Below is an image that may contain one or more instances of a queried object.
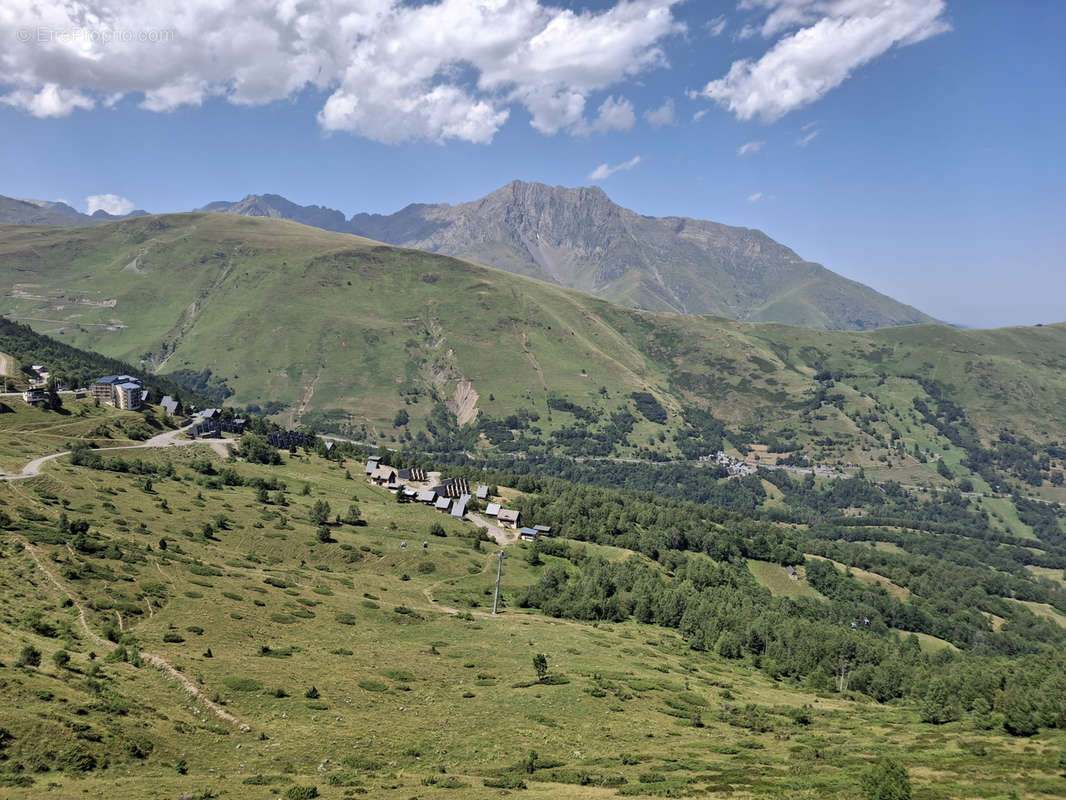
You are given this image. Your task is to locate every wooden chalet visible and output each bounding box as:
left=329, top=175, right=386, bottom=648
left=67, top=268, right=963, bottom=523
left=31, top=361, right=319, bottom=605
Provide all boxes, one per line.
left=370, top=465, right=398, bottom=486
left=428, top=477, right=470, bottom=499
left=484, top=502, right=501, bottom=517
left=518, top=527, right=539, bottom=541
left=497, top=509, right=520, bottom=528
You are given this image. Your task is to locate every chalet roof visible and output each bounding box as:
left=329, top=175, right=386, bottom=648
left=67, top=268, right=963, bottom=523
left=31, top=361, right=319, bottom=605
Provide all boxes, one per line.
left=370, top=465, right=397, bottom=481
left=403, top=488, right=418, bottom=498
left=475, top=485, right=489, bottom=499
left=533, top=524, right=552, bottom=533
left=519, top=527, right=538, bottom=537
left=364, top=460, right=378, bottom=475
left=324, top=441, right=335, bottom=451
left=160, top=396, right=179, bottom=414
left=497, top=509, right=520, bottom=524
left=417, top=489, right=437, bottom=503
left=451, top=494, right=470, bottom=518
left=434, top=496, right=452, bottom=510
left=484, top=502, right=501, bottom=516
left=786, top=565, right=797, bottom=576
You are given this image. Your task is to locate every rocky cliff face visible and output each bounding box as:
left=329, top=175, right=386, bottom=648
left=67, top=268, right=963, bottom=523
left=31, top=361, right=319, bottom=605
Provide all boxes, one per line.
left=347, top=181, right=934, bottom=329
left=194, top=181, right=936, bottom=329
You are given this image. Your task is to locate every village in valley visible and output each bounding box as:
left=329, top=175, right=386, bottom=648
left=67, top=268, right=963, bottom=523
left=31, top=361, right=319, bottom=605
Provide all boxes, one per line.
left=10, top=360, right=556, bottom=549
left=366, top=456, right=551, bottom=545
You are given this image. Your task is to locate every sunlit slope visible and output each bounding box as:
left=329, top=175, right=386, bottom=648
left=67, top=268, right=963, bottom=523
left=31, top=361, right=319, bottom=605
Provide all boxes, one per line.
left=1, top=214, right=1065, bottom=452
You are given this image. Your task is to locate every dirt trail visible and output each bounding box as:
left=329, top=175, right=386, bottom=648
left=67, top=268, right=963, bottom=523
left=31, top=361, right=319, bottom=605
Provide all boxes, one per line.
left=14, top=536, right=249, bottom=731
left=1, top=422, right=198, bottom=481
left=519, top=332, right=546, bottom=389
left=467, top=512, right=514, bottom=547
left=292, top=367, right=322, bottom=426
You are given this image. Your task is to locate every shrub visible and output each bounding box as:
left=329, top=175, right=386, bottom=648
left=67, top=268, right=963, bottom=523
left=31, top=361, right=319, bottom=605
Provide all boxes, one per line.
left=861, top=757, right=911, bottom=800
left=16, top=645, right=41, bottom=668
left=284, top=786, right=319, bottom=800
left=417, top=561, right=436, bottom=574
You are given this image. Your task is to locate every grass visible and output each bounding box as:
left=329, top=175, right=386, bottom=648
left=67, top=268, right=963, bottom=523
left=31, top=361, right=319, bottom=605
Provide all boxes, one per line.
left=0, top=398, right=150, bottom=472
left=0, top=441, right=1062, bottom=797
left=1, top=214, right=1066, bottom=468
left=746, top=559, right=825, bottom=600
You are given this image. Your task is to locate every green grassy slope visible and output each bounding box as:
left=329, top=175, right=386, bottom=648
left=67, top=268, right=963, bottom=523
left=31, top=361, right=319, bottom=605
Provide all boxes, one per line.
left=2, top=440, right=1064, bottom=799
left=1, top=214, right=1065, bottom=486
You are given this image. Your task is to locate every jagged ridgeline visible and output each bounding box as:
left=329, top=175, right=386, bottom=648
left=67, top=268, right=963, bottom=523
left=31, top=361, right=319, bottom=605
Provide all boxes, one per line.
left=0, top=213, right=1065, bottom=478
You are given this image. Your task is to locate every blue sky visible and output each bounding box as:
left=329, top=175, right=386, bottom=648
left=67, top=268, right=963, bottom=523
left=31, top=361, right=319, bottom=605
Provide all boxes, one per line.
left=1, top=0, right=1063, bottom=328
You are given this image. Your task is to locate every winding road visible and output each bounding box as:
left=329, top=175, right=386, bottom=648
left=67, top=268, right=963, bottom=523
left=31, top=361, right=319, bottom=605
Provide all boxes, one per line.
left=0, top=422, right=231, bottom=480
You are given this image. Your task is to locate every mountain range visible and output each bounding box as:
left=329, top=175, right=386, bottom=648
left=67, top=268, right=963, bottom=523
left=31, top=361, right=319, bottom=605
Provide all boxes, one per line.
left=0, top=195, right=148, bottom=226
left=0, top=182, right=934, bottom=331
left=0, top=212, right=1063, bottom=482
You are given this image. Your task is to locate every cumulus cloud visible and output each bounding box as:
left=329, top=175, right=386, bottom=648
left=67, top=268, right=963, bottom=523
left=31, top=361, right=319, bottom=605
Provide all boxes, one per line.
left=737, top=140, right=764, bottom=156
left=86, top=194, right=135, bottom=215
left=0, top=0, right=683, bottom=144
left=701, top=0, right=950, bottom=122
left=588, top=155, right=642, bottom=181
left=573, top=95, right=636, bottom=136
left=644, top=97, right=675, bottom=127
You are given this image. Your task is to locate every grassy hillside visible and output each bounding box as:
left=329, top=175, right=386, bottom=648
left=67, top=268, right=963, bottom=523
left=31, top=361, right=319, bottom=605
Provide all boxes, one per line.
left=1, top=214, right=1065, bottom=497
left=2, top=431, right=1065, bottom=798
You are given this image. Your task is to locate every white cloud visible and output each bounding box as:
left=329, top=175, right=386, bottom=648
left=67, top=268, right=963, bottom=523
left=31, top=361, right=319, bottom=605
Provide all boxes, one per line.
left=747, top=191, right=764, bottom=203
left=706, top=15, right=727, bottom=36
left=86, top=194, right=135, bottom=215
left=1, top=84, right=94, bottom=117
left=701, top=0, right=950, bottom=122
left=0, top=0, right=684, bottom=144
left=644, top=97, right=675, bottom=127
left=573, top=95, right=636, bottom=136
left=795, top=129, right=819, bottom=147
left=588, top=155, right=642, bottom=181
left=737, top=140, right=765, bottom=156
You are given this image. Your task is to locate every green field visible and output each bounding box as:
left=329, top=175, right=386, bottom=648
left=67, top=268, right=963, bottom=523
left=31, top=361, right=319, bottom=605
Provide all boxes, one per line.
left=0, top=398, right=157, bottom=473
left=2, top=437, right=1065, bottom=799
left=2, top=214, right=1066, bottom=480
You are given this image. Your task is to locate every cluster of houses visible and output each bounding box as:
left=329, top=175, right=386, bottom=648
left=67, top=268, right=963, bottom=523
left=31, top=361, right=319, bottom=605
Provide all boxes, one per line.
left=364, top=456, right=552, bottom=540
left=187, top=407, right=249, bottom=439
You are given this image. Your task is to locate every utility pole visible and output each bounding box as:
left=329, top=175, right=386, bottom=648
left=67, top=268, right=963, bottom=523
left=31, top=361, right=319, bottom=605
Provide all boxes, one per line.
left=492, top=550, right=505, bottom=615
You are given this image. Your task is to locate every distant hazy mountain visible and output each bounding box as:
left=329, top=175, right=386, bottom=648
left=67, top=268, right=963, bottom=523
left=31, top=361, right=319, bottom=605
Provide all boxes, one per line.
left=204, top=182, right=936, bottom=330
left=200, top=193, right=350, bottom=233
left=0, top=195, right=147, bottom=226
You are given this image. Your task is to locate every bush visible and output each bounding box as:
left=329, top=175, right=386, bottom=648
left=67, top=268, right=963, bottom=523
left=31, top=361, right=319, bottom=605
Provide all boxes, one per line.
left=861, top=757, right=911, bottom=800
left=284, top=786, right=319, bottom=800
left=16, top=645, right=41, bottom=668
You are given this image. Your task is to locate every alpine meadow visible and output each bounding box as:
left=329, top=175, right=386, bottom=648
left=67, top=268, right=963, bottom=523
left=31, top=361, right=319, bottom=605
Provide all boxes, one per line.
left=2, top=1, right=1066, bottom=798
